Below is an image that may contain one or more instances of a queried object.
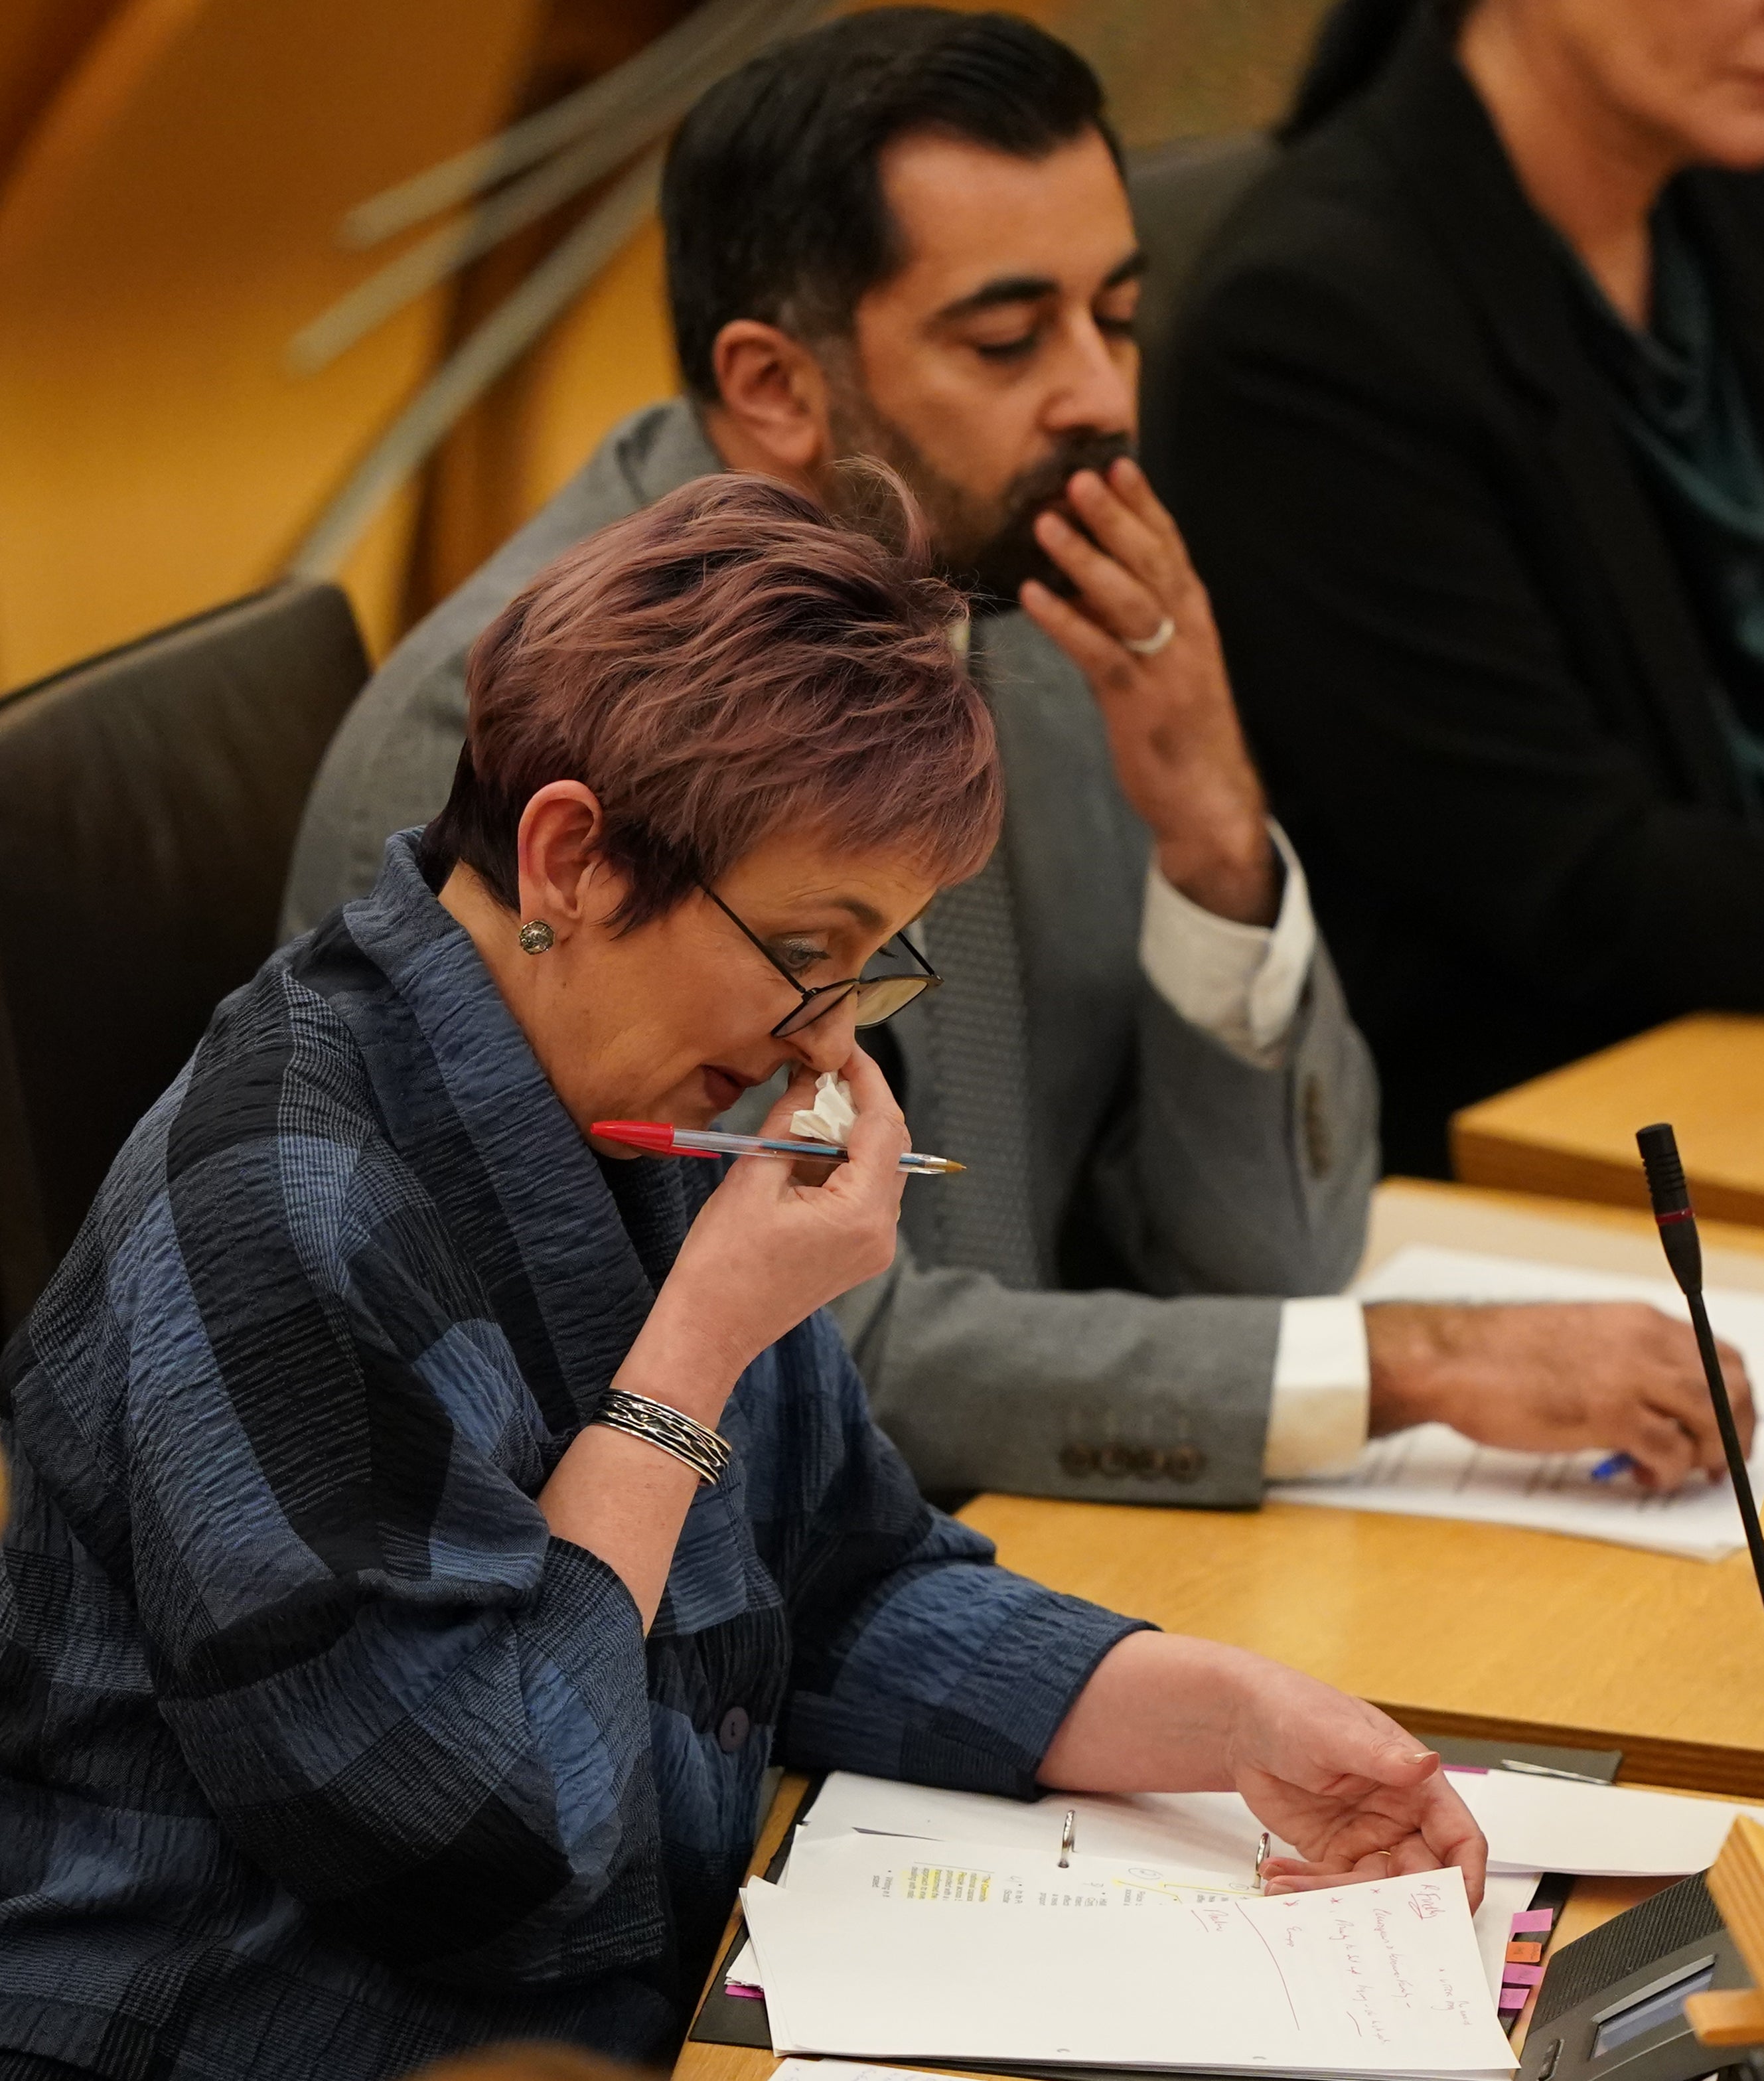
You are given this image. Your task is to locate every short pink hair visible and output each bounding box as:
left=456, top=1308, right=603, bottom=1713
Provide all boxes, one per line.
left=422, top=472, right=1001, bottom=927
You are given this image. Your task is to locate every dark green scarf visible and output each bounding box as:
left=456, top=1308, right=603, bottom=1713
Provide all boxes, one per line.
left=1561, top=193, right=1764, bottom=812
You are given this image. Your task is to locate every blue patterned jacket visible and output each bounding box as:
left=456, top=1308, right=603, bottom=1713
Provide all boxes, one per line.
left=0, top=834, right=1138, bottom=2081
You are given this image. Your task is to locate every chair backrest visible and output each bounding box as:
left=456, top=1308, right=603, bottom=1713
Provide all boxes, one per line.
left=1128, top=132, right=1278, bottom=495
left=0, top=581, right=368, bottom=1336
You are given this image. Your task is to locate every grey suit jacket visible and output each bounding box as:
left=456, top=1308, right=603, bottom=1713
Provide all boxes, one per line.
left=283, top=400, right=1381, bottom=1507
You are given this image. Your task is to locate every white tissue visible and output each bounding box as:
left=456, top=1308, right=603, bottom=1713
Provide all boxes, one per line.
left=789, top=1073, right=857, bottom=1146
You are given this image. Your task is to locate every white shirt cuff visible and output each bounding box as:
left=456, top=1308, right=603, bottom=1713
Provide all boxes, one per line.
left=1138, top=822, right=1318, bottom=1066
left=1263, top=1297, right=1370, bottom=1480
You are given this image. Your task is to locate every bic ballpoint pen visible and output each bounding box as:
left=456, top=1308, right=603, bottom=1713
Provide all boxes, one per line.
left=591, top=1119, right=964, bottom=1175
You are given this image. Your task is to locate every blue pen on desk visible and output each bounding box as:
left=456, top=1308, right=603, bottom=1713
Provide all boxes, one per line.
left=1591, top=1452, right=1635, bottom=1482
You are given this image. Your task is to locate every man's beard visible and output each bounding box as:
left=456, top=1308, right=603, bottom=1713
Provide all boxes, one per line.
left=823, top=381, right=1134, bottom=608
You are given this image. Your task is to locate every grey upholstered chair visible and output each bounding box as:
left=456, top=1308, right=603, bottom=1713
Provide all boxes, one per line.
left=0, top=582, right=368, bottom=1336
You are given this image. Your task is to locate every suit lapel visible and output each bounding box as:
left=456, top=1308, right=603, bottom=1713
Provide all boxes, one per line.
left=1362, top=11, right=1741, bottom=810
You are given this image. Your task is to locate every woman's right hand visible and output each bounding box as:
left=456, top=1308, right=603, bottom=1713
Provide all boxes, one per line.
left=642, top=1044, right=909, bottom=1416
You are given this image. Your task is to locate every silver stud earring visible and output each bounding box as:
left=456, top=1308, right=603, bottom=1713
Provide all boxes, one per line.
left=518, top=919, right=555, bottom=955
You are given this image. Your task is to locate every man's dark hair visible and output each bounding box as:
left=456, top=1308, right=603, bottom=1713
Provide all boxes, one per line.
left=663, top=8, right=1118, bottom=402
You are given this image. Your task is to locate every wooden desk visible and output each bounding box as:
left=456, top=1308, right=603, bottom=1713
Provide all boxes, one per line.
left=963, top=1182, right=1764, bottom=1795
left=964, top=1488, right=1764, bottom=1794
left=1451, top=1014, right=1764, bottom=1225
left=1362, top=1175, right=1764, bottom=1290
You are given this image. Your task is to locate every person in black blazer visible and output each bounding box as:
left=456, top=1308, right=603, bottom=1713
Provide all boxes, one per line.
left=1159, top=0, right=1764, bottom=1175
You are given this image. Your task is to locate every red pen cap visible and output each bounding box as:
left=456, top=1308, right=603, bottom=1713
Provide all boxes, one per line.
left=590, top=1120, right=676, bottom=1154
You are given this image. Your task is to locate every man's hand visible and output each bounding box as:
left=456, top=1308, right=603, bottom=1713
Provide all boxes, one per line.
left=1367, top=1301, right=1755, bottom=1492
left=1019, top=456, right=1278, bottom=925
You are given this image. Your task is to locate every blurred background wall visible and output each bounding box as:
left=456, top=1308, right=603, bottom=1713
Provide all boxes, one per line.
left=0, top=0, right=1327, bottom=695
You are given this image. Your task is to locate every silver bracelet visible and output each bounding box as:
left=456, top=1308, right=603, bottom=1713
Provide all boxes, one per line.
left=592, top=1388, right=731, bottom=1486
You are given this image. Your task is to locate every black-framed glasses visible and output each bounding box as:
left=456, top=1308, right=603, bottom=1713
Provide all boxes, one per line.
left=701, top=884, right=942, bottom=1038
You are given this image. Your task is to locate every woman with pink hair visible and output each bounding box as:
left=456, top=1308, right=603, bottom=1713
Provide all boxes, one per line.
left=0, top=474, right=1480, bottom=2081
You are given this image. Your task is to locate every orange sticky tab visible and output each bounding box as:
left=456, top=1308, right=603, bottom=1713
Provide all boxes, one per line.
left=1505, top=1940, right=1544, bottom=1964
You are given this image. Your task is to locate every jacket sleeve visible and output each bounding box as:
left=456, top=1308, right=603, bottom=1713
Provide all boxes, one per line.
left=126, top=1161, right=665, bottom=1990
left=1085, top=946, right=1377, bottom=1309
left=1163, top=241, right=1764, bottom=1031
left=834, top=949, right=1376, bottom=1508
left=750, top=1314, right=1148, bottom=1789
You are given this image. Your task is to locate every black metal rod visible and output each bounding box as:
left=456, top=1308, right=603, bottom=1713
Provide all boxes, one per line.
left=1637, top=1122, right=1764, bottom=1616
left=1687, top=1288, right=1764, bottom=1610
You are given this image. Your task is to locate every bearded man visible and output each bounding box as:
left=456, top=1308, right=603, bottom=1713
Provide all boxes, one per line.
left=283, top=7, right=1750, bottom=1504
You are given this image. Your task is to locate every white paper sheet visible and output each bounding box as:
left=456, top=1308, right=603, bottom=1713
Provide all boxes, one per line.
left=792, top=1767, right=1747, bottom=1890
left=787, top=1829, right=1256, bottom=1908
left=1268, top=1245, right=1764, bottom=1559
left=1447, top=1768, right=1764, bottom=1878
left=796, top=1770, right=1278, bottom=1885
left=731, top=1832, right=1541, bottom=2006
left=743, top=1861, right=1516, bottom=2072
left=773, top=2064, right=944, bottom=2081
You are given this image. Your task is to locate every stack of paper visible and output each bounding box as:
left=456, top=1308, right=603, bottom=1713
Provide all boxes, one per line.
left=1271, top=1246, right=1764, bottom=1559
left=727, top=1772, right=1582, bottom=2070
left=743, top=1853, right=1516, bottom=2072
left=728, top=1770, right=1763, bottom=2013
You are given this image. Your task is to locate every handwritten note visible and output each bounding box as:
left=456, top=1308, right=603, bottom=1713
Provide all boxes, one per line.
left=743, top=1861, right=1517, bottom=2072
left=1254, top=1877, right=1494, bottom=2054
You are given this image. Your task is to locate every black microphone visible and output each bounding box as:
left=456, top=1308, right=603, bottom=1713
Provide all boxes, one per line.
left=1637, top=1122, right=1764, bottom=1614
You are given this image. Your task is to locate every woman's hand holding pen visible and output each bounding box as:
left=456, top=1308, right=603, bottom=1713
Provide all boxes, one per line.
left=545, top=1045, right=906, bottom=1627
left=646, top=1044, right=909, bottom=1400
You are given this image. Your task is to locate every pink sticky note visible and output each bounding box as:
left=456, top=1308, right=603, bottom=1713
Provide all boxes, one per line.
left=1498, top=1989, right=1529, bottom=2012
left=1511, top=1909, right=1556, bottom=1933
left=1443, top=1763, right=1491, bottom=1775
left=725, top=1984, right=765, bottom=2002
left=1503, top=1964, right=1546, bottom=1987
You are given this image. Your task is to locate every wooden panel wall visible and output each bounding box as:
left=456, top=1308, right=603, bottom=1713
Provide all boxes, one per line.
left=0, top=0, right=1331, bottom=690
